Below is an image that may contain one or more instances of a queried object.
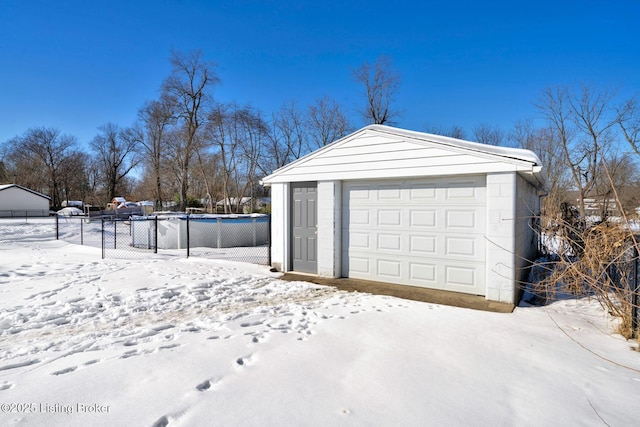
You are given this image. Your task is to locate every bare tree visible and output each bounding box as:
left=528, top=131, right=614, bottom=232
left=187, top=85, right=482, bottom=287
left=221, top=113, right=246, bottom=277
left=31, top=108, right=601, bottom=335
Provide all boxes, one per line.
left=6, top=127, right=78, bottom=208
left=424, top=124, right=466, bottom=140
left=162, top=50, right=219, bottom=211
left=352, top=55, right=401, bottom=125
left=473, top=123, right=505, bottom=146
left=571, top=85, right=619, bottom=218
left=535, top=86, right=618, bottom=220
left=90, top=123, right=142, bottom=202
left=207, top=103, right=267, bottom=213
left=306, top=96, right=352, bottom=151
left=593, top=154, right=639, bottom=218
left=510, top=120, right=568, bottom=204
left=263, top=101, right=306, bottom=173
left=58, top=150, right=91, bottom=206
left=617, top=97, right=640, bottom=155
left=139, top=95, right=176, bottom=210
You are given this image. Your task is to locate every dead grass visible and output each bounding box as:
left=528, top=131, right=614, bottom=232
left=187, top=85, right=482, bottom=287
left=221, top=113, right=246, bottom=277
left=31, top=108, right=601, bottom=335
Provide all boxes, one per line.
left=532, top=218, right=640, bottom=340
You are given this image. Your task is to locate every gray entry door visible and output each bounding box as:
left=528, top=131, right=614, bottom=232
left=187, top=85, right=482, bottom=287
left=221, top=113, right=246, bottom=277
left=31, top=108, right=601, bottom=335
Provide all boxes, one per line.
left=291, top=182, right=317, bottom=273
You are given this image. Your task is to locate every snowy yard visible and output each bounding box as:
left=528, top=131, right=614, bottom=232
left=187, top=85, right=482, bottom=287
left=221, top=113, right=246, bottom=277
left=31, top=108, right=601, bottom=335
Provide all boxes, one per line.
left=0, top=219, right=639, bottom=426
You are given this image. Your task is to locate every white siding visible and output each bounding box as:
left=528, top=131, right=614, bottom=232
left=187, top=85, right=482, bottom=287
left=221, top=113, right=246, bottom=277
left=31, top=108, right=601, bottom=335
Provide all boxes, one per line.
left=268, top=183, right=288, bottom=272
left=317, top=181, right=342, bottom=278
left=264, top=130, right=536, bottom=184
left=485, top=172, right=517, bottom=303
left=0, top=186, right=50, bottom=214
left=514, top=174, right=541, bottom=298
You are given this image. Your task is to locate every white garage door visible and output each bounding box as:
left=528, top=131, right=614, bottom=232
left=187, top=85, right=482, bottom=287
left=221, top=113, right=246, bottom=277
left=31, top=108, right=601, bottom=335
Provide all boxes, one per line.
left=342, top=176, right=486, bottom=295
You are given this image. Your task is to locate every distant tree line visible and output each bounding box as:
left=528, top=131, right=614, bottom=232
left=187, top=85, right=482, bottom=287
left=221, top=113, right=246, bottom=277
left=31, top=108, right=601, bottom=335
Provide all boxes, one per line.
left=0, top=50, right=359, bottom=212
left=427, top=86, right=640, bottom=221
left=1, top=50, right=638, bottom=219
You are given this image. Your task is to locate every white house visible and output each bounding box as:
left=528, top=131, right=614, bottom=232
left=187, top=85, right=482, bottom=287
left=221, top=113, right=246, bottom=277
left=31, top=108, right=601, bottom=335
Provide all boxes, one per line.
left=0, top=184, right=51, bottom=217
left=261, top=125, right=546, bottom=304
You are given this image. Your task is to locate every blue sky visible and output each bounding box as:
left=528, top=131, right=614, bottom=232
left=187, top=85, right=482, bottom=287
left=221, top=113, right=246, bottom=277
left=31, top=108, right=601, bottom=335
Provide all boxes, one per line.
left=1, top=0, right=638, bottom=147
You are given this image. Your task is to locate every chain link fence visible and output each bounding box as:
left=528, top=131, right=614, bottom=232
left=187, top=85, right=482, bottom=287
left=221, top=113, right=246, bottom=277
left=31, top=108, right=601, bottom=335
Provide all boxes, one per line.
left=53, top=214, right=271, bottom=265
left=0, top=209, right=51, bottom=218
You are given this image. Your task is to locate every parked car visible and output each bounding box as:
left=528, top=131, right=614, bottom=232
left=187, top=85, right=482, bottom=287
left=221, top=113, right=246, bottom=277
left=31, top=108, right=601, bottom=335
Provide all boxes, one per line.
left=57, top=207, right=84, bottom=216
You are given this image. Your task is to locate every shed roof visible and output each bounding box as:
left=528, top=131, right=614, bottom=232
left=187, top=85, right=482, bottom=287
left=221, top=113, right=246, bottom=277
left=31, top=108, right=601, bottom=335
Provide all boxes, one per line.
left=0, top=184, right=51, bottom=200
left=261, top=125, right=546, bottom=187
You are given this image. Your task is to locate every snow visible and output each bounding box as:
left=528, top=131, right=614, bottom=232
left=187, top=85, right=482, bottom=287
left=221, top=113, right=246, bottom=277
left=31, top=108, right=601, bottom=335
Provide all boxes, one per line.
left=1, top=218, right=639, bottom=426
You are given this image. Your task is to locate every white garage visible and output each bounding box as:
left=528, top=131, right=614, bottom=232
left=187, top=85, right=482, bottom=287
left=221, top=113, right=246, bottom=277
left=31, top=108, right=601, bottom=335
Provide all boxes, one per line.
left=0, top=184, right=51, bottom=217
left=261, top=125, right=546, bottom=304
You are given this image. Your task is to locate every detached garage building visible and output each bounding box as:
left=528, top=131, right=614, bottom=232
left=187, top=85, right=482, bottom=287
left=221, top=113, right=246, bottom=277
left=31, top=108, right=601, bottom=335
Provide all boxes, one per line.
left=261, top=125, right=546, bottom=304
left=0, top=184, right=51, bottom=217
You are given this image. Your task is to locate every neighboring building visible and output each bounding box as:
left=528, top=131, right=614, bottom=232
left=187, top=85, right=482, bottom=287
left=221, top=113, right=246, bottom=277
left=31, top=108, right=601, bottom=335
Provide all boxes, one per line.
left=261, top=125, right=546, bottom=305
left=582, top=198, right=620, bottom=218
left=0, top=184, right=51, bottom=217
left=106, top=197, right=127, bottom=210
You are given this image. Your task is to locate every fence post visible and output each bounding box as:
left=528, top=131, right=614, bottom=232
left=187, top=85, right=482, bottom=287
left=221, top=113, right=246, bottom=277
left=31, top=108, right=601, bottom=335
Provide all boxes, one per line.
left=114, top=220, right=117, bottom=249
left=55, top=214, right=59, bottom=240
left=268, top=214, right=272, bottom=266
left=186, top=215, right=190, bottom=258
left=217, top=217, right=222, bottom=249
left=154, top=216, right=158, bottom=254
left=80, top=217, right=84, bottom=246
left=633, top=245, right=639, bottom=338
left=101, top=218, right=105, bottom=259
left=252, top=217, right=257, bottom=247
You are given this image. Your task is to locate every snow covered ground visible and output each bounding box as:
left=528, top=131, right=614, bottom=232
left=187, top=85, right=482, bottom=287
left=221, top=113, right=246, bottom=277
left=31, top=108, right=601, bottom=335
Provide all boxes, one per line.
left=0, top=218, right=639, bottom=426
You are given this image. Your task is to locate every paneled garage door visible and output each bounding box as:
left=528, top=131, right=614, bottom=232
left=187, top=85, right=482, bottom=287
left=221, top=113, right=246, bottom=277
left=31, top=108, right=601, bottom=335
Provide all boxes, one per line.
left=342, top=176, right=486, bottom=295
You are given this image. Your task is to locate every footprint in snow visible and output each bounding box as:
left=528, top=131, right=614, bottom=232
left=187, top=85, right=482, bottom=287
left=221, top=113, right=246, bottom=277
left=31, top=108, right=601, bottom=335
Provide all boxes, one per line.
left=152, top=415, right=170, bottom=427
left=196, top=379, right=215, bottom=392
left=235, top=354, right=254, bottom=367
left=207, top=334, right=233, bottom=340
left=0, top=381, right=15, bottom=391
left=51, top=366, right=77, bottom=376
left=158, top=344, right=181, bottom=351
left=120, top=349, right=139, bottom=359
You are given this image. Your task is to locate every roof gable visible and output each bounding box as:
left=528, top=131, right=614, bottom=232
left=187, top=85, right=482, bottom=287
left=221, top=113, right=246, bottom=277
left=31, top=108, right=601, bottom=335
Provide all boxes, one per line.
left=0, top=184, right=51, bottom=200
left=262, top=125, right=544, bottom=186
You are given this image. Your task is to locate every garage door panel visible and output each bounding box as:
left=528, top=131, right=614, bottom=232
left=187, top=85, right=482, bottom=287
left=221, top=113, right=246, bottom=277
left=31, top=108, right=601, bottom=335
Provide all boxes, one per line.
left=446, top=182, right=480, bottom=200
left=378, top=186, right=402, bottom=199
left=445, top=265, right=477, bottom=288
left=378, top=210, right=402, bottom=226
left=350, top=186, right=371, bottom=199
left=350, top=232, right=370, bottom=248
left=409, top=235, right=437, bottom=254
left=445, top=209, right=480, bottom=230
left=343, top=176, right=486, bottom=296
left=349, top=256, right=370, bottom=274
left=410, top=210, right=437, bottom=227
left=377, top=234, right=402, bottom=251
left=409, top=262, right=437, bottom=283
left=349, top=209, right=371, bottom=225
left=445, top=237, right=478, bottom=257
left=378, top=259, right=401, bottom=278
left=409, top=184, right=436, bottom=199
